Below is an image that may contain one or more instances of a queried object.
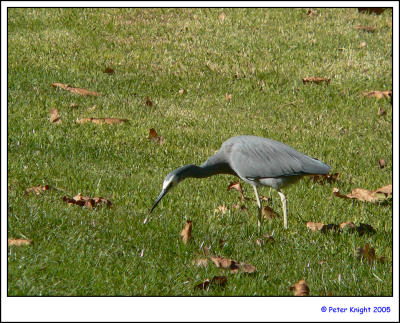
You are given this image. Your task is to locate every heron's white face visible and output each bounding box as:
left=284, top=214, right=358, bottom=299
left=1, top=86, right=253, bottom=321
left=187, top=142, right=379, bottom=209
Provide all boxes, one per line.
left=162, top=174, right=179, bottom=191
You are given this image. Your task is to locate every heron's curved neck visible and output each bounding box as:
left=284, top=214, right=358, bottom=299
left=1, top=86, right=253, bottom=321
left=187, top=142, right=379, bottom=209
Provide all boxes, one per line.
left=182, top=162, right=234, bottom=179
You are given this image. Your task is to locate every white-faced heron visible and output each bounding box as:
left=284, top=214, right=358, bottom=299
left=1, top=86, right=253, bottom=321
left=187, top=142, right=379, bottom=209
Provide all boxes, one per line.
left=148, top=135, right=330, bottom=229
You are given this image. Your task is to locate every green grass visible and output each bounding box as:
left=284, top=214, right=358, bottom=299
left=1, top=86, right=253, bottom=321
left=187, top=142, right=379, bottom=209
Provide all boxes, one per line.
left=7, top=8, right=392, bottom=296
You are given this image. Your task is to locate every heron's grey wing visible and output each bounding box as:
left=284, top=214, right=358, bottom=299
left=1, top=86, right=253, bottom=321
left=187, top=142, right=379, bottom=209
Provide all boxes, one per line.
left=228, top=137, right=330, bottom=180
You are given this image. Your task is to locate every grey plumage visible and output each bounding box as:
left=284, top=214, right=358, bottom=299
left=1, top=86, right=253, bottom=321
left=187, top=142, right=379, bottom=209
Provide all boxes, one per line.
left=147, top=135, right=330, bottom=229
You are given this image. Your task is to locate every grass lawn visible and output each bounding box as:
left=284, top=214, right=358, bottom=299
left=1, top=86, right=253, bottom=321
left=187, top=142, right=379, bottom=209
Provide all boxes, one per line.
left=7, top=8, right=393, bottom=296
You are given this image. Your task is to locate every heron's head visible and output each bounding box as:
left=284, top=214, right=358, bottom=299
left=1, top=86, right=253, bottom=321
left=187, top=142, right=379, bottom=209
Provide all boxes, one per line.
left=149, top=165, right=195, bottom=214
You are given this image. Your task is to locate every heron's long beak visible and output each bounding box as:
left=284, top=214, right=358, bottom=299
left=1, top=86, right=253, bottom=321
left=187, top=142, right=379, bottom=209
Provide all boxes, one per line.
left=149, top=188, right=168, bottom=214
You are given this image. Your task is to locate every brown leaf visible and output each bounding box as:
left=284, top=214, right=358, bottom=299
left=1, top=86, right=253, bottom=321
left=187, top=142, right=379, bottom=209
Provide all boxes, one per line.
left=302, top=77, right=330, bottom=84
left=51, top=83, right=102, bottom=96
left=180, top=220, right=192, bottom=244
left=306, top=9, right=316, bottom=17
left=145, top=96, right=153, bottom=107
left=362, top=90, right=392, bottom=99
left=375, top=184, right=392, bottom=195
left=378, top=107, right=387, bottom=116
left=262, top=205, right=280, bottom=220
left=356, top=223, right=376, bottom=236
left=339, top=221, right=356, bottom=230
left=378, top=159, right=386, bottom=169
left=333, top=185, right=392, bottom=203
left=358, top=8, right=386, bottom=15
left=290, top=280, right=310, bottom=296
left=148, top=128, right=165, bottom=145
left=25, top=185, right=50, bottom=195
left=195, top=276, right=227, bottom=290
left=256, top=234, right=275, bottom=246
left=76, top=118, right=128, bottom=125
left=311, top=173, right=339, bottom=184
left=306, top=222, right=321, bottom=231
left=225, top=93, right=232, bottom=102
left=227, top=181, right=244, bottom=201
left=211, top=256, right=235, bottom=269
left=63, top=193, right=112, bottom=208
left=354, top=25, right=376, bottom=32
left=214, top=205, right=228, bottom=214
left=103, top=67, right=115, bottom=74
left=178, top=89, right=186, bottom=95
left=359, top=41, right=367, bottom=48
left=355, top=243, right=384, bottom=264
left=8, top=238, right=33, bottom=246
left=218, top=12, right=226, bottom=21
left=320, top=223, right=340, bottom=233
left=70, top=103, right=78, bottom=109
left=195, top=279, right=210, bottom=290
left=211, top=275, right=228, bottom=286
left=49, top=109, right=61, bottom=124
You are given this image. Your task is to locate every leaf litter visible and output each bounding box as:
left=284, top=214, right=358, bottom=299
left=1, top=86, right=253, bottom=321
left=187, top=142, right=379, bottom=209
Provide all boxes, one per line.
left=333, top=184, right=392, bottom=203
left=63, top=192, right=112, bottom=208
left=51, top=83, right=102, bottom=96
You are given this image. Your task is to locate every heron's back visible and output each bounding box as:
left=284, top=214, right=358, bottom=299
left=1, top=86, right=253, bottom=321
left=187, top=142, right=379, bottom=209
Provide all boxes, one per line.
left=221, top=136, right=331, bottom=180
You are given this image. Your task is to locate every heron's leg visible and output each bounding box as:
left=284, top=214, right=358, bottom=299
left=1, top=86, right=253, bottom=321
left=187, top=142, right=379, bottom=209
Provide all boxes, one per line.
left=252, top=185, right=262, bottom=228
left=277, top=190, right=288, bottom=229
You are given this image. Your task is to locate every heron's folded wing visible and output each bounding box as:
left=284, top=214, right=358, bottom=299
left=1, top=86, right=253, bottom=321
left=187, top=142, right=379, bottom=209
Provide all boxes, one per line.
left=229, top=139, right=330, bottom=179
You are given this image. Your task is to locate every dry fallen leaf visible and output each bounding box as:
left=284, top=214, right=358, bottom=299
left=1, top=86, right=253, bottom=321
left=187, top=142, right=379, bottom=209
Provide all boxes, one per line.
left=181, top=220, right=192, bottom=244
left=256, top=234, right=275, bottom=246
left=311, top=173, right=339, bottom=184
left=195, top=276, right=227, bottom=290
left=290, top=280, right=310, bottom=296
left=362, top=90, right=392, bottom=99
left=306, top=222, right=339, bottom=233
left=70, top=103, right=78, bottom=109
left=145, top=96, right=153, bottom=107
left=25, top=185, right=50, bottom=195
left=227, top=181, right=245, bottom=201
left=306, top=9, right=316, bottom=17
left=211, top=275, right=228, bottom=286
left=378, top=107, right=387, bottom=116
left=178, top=89, right=186, bottom=95
left=214, top=205, right=228, bottom=214
left=211, top=256, right=236, bottom=269
left=225, top=93, right=232, bottom=102
left=354, top=25, right=376, bottom=32
left=51, top=83, right=102, bottom=96
left=8, top=238, right=33, bottom=246
left=306, top=221, right=324, bottom=232
left=218, top=12, right=226, bottom=21
left=359, top=41, right=367, bottom=48
left=210, top=256, right=256, bottom=274
left=358, top=8, right=386, bottom=15
left=356, top=223, right=376, bottom=236
left=339, top=221, right=357, bottom=230
left=302, top=77, right=330, bottom=84
left=333, top=185, right=392, bottom=203
left=63, top=193, right=112, bottom=208
left=103, top=67, right=115, bottom=74
left=262, top=205, right=280, bottom=220
left=49, top=109, right=61, bottom=124
left=355, top=243, right=385, bottom=264
left=148, top=128, right=165, bottom=145
left=378, top=159, right=386, bottom=169
left=77, top=117, right=128, bottom=125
